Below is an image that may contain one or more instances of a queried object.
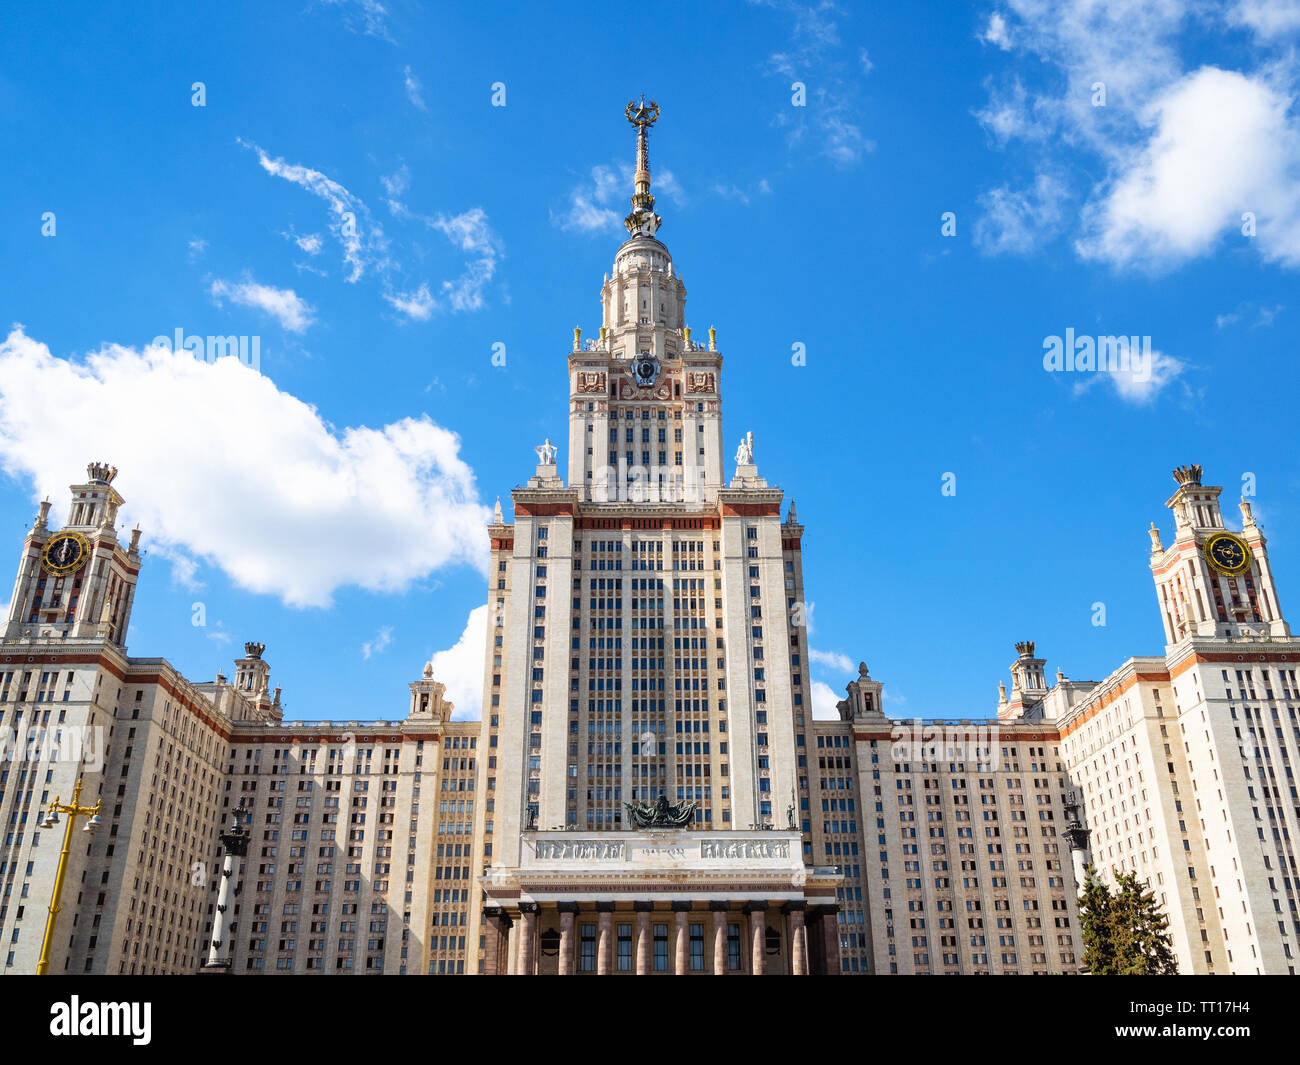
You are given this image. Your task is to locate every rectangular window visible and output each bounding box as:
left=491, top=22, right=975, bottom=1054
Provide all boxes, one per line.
left=653, top=924, right=669, bottom=972
left=617, top=923, right=633, bottom=971
left=689, top=922, right=705, bottom=971
left=727, top=924, right=742, bottom=971
left=579, top=925, right=597, bottom=972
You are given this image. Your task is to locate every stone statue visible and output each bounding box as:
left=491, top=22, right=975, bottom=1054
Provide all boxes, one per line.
left=535, top=438, right=558, bottom=466
left=734, top=431, right=754, bottom=466
left=623, top=793, right=697, bottom=828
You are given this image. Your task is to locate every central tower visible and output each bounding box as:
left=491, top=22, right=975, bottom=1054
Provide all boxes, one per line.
left=477, top=103, right=836, bottom=974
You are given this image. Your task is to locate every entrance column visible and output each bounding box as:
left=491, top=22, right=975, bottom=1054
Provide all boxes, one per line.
left=672, top=902, right=691, bottom=975
left=596, top=902, right=615, bottom=975
left=813, top=904, right=841, bottom=975
left=784, top=901, right=809, bottom=975
left=634, top=901, right=653, bottom=974
left=517, top=902, right=539, bottom=975
left=482, top=906, right=504, bottom=975
left=710, top=902, right=729, bottom=974
left=557, top=902, right=578, bottom=975
left=744, top=901, right=767, bottom=975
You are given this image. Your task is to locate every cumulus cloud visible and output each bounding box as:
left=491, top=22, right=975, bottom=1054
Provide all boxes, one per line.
left=428, top=604, right=488, bottom=720
left=0, top=328, right=491, bottom=608
left=1228, top=0, right=1300, bottom=38
left=1076, top=67, right=1300, bottom=270
left=811, top=680, right=842, bottom=720
left=209, top=277, right=315, bottom=333
left=809, top=648, right=855, bottom=674
left=973, top=2, right=1300, bottom=271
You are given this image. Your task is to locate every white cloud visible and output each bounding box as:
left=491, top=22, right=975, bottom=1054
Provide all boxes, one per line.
left=384, top=283, right=436, bottom=321
left=241, top=139, right=388, bottom=283
left=361, top=625, right=393, bottom=659
left=756, top=0, right=874, bottom=166
left=811, top=680, right=842, bottom=720
left=974, top=78, right=1050, bottom=144
left=979, top=11, right=1013, bottom=49
left=555, top=194, right=620, bottom=233
left=295, top=233, right=323, bottom=254
left=381, top=165, right=410, bottom=217
left=1076, top=67, right=1300, bottom=271
left=974, top=174, right=1068, bottom=254
left=0, top=328, right=491, bottom=608
left=1228, top=0, right=1300, bottom=38
left=430, top=208, right=501, bottom=311
left=555, top=162, right=685, bottom=234
left=187, top=238, right=207, bottom=261
left=403, top=65, right=427, bottom=111
left=809, top=648, right=855, bottom=674
left=1070, top=347, right=1188, bottom=405
left=318, top=0, right=393, bottom=42
left=973, top=3, right=1300, bottom=270
left=429, top=604, right=488, bottom=720
left=209, top=277, right=315, bottom=333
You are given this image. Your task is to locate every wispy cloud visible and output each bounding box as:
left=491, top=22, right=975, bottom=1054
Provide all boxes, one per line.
left=753, top=0, right=875, bottom=167
left=240, top=138, right=389, bottom=283
left=361, top=625, right=393, bottom=659
left=209, top=276, right=315, bottom=333
left=974, top=173, right=1069, bottom=255
left=384, top=282, right=436, bottom=321
left=403, top=65, right=427, bottom=110
left=554, top=163, right=684, bottom=234
left=317, top=0, right=393, bottom=43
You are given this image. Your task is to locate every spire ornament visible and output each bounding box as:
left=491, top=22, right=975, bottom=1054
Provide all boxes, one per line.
left=624, top=96, right=662, bottom=238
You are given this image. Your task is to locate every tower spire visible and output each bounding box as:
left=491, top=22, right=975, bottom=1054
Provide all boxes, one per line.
left=624, top=96, right=662, bottom=238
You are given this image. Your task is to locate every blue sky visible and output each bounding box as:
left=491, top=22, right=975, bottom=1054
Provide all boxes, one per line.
left=2, top=0, right=1299, bottom=723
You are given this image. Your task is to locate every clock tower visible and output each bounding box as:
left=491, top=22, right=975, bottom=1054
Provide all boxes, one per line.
left=2, top=461, right=142, bottom=646
left=566, top=96, right=725, bottom=507
left=1149, top=463, right=1289, bottom=645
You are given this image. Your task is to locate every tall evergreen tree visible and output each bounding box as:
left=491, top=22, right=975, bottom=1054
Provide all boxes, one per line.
left=1078, top=866, right=1178, bottom=975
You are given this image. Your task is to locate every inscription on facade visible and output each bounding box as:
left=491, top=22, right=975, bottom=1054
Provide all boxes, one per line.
left=534, top=839, right=625, bottom=860
left=700, top=840, right=790, bottom=860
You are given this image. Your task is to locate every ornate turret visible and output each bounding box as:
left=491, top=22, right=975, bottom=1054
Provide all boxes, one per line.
left=244, top=641, right=265, bottom=659
left=87, top=461, right=119, bottom=485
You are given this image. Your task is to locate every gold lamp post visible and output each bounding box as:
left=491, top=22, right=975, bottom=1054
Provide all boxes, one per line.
left=36, top=777, right=101, bottom=975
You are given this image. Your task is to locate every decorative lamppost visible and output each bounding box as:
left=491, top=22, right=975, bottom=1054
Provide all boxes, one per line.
left=202, top=803, right=250, bottom=972
left=36, top=777, right=102, bottom=975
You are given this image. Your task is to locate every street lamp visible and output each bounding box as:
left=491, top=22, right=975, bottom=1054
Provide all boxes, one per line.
left=36, top=776, right=101, bottom=975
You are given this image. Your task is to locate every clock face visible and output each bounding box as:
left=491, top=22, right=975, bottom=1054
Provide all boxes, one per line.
left=633, top=354, right=658, bottom=388
left=42, top=530, right=90, bottom=576
left=1204, top=532, right=1251, bottom=576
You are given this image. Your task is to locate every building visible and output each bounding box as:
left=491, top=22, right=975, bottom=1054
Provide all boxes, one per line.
left=2, top=105, right=1297, bottom=976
